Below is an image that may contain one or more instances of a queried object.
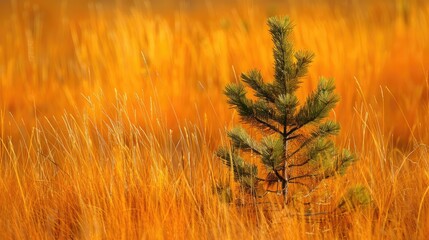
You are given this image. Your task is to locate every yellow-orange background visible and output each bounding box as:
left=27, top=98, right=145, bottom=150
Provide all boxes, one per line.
left=1, top=0, right=429, bottom=239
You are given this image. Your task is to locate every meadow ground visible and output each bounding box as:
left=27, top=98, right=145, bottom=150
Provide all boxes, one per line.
left=1, top=0, right=429, bottom=239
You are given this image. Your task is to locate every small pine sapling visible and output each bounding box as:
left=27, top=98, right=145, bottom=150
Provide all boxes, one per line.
left=216, top=16, right=355, bottom=207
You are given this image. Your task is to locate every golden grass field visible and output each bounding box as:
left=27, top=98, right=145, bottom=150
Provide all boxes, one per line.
left=1, top=0, right=429, bottom=239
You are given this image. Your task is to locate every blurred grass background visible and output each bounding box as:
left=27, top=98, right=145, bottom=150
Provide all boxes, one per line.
left=1, top=0, right=429, bottom=239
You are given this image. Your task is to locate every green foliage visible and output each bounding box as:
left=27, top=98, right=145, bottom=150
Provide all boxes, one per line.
left=260, top=135, right=285, bottom=170
left=216, top=147, right=259, bottom=192
left=214, top=182, right=233, bottom=203
left=216, top=16, right=357, bottom=206
left=296, top=78, right=339, bottom=127
left=338, top=185, right=372, bottom=210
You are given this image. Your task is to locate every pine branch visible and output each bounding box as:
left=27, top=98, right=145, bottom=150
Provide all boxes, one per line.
left=312, top=121, right=340, bottom=137
left=268, top=17, right=294, bottom=93
left=289, top=174, right=319, bottom=181
left=285, top=126, right=300, bottom=137
left=261, top=136, right=284, bottom=170
left=286, top=134, right=301, bottom=141
left=275, top=93, right=299, bottom=127
left=296, top=78, right=339, bottom=127
left=241, top=70, right=278, bottom=103
left=227, top=127, right=263, bottom=155
left=286, top=122, right=338, bottom=162
left=334, top=149, right=355, bottom=175
left=224, top=83, right=253, bottom=117
left=274, top=169, right=287, bottom=183
left=216, top=147, right=259, bottom=191
left=253, top=99, right=279, bottom=125
left=255, top=177, right=278, bottom=182
left=286, top=136, right=315, bottom=160
left=288, top=181, right=311, bottom=189
left=251, top=116, right=283, bottom=135
left=288, top=158, right=312, bottom=168
left=293, top=50, right=314, bottom=79
left=224, top=83, right=283, bottom=134
left=288, top=137, right=335, bottom=166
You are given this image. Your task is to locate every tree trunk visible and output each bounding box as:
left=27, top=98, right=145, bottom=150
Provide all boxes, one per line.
left=283, top=127, right=289, bottom=207
left=282, top=137, right=288, bottom=207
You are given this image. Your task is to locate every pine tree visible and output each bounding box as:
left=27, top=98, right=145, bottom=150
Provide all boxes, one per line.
left=216, top=16, right=355, bottom=206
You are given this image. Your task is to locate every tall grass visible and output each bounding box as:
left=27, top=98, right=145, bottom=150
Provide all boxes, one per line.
left=1, top=0, right=429, bottom=239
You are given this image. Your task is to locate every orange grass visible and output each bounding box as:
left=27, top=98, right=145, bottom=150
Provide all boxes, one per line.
left=1, top=0, right=429, bottom=239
